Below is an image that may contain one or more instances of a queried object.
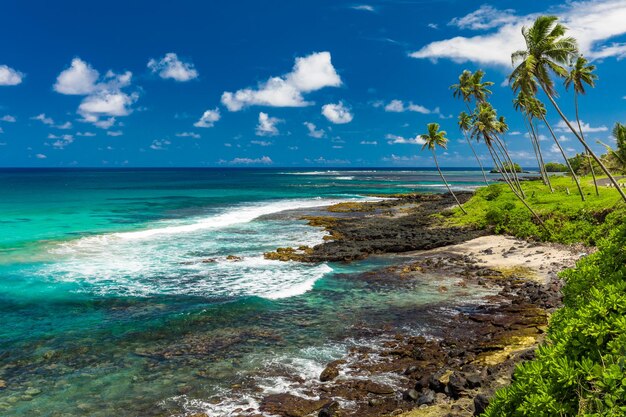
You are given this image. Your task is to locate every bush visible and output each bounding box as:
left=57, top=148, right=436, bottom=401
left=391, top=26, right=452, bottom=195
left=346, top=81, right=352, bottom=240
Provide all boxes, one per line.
left=483, top=224, right=626, bottom=416
left=544, top=162, right=568, bottom=172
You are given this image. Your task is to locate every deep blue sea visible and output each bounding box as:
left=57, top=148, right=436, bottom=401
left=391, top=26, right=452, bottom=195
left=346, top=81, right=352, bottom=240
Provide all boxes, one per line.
left=0, top=168, right=494, bottom=416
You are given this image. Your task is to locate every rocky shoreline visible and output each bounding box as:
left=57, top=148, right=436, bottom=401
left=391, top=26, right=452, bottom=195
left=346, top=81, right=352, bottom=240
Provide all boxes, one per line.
left=247, top=194, right=586, bottom=417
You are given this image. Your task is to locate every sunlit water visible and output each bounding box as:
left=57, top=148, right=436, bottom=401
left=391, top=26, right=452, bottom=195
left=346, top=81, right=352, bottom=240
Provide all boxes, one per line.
left=0, top=168, right=498, bottom=416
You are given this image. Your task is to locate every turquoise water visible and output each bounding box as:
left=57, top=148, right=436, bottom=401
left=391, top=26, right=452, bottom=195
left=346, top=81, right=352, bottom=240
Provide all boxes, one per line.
left=0, top=168, right=491, bottom=416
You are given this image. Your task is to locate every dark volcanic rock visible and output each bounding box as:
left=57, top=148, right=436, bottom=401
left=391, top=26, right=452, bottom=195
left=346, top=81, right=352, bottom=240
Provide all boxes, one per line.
left=417, top=388, right=436, bottom=405
left=320, top=360, right=345, bottom=382
left=474, top=394, right=490, bottom=416
left=318, top=401, right=340, bottom=417
left=260, top=394, right=330, bottom=417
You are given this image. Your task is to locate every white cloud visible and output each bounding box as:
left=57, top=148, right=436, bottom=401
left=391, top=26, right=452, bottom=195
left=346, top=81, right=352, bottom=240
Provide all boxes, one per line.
left=0, top=65, right=24, bottom=86
left=322, top=102, right=353, bottom=124
left=56, top=121, right=72, bottom=130
left=351, top=5, right=375, bottom=12
left=194, top=108, right=221, bottom=128
left=35, top=153, right=47, bottom=159
left=449, top=5, right=517, bottom=30
left=221, top=52, right=341, bottom=111
left=54, top=58, right=137, bottom=128
left=386, top=133, right=426, bottom=145
left=303, top=121, right=325, bottom=138
left=555, top=119, right=608, bottom=133
left=383, top=99, right=436, bottom=114
left=251, top=140, right=272, bottom=146
left=428, top=23, right=439, bottom=29
left=107, top=130, right=123, bottom=137
left=1, top=115, right=16, bottom=122
left=410, top=0, right=626, bottom=65
left=176, top=132, right=201, bottom=138
left=54, top=58, right=99, bottom=95
left=147, top=53, right=198, bottom=82
left=0, top=127, right=3, bottom=134
left=382, top=154, right=422, bottom=162
left=48, top=133, right=74, bottom=149
left=76, top=131, right=96, bottom=137
left=227, top=156, right=273, bottom=165
left=360, top=140, right=378, bottom=145
left=256, top=112, right=283, bottom=136
left=150, top=139, right=171, bottom=150
left=509, top=131, right=522, bottom=136
left=31, top=113, right=54, bottom=125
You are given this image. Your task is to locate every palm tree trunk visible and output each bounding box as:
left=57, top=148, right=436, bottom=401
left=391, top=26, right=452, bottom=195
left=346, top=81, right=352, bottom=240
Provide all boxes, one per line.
left=432, top=150, right=467, bottom=214
left=541, top=115, right=585, bottom=201
left=540, top=84, right=626, bottom=202
left=463, top=131, right=489, bottom=184
left=485, top=142, right=550, bottom=235
left=575, top=93, right=599, bottom=196
left=523, top=115, right=547, bottom=185
left=493, top=135, right=526, bottom=198
left=529, top=118, right=554, bottom=192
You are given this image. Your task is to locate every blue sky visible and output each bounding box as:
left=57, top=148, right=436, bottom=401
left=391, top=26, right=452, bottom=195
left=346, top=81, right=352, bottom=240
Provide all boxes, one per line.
left=0, top=0, right=625, bottom=167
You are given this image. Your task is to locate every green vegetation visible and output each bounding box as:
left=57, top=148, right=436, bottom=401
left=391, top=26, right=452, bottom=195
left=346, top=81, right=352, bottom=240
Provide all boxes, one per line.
left=544, top=162, right=568, bottom=172
left=449, top=176, right=625, bottom=246
left=484, top=222, right=626, bottom=416
left=490, top=162, right=523, bottom=174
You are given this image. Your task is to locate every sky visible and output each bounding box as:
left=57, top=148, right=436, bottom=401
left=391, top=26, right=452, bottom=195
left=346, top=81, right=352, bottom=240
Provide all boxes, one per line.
left=0, top=0, right=625, bottom=167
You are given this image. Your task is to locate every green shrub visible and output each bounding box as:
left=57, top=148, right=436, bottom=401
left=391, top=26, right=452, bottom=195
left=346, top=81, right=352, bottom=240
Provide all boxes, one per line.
left=544, top=162, right=568, bottom=172
left=483, top=224, right=626, bottom=416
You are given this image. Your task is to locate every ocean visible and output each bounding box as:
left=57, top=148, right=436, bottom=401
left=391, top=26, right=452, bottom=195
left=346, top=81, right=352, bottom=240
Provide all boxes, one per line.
left=0, top=168, right=492, bottom=416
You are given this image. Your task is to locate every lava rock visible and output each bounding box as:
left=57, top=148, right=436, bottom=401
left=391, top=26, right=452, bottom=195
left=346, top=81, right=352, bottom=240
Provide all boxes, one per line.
left=403, top=389, right=420, bottom=401
left=474, top=394, right=490, bottom=416
left=417, top=388, right=436, bottom=405
left=318, top=401, right=340, bottom=417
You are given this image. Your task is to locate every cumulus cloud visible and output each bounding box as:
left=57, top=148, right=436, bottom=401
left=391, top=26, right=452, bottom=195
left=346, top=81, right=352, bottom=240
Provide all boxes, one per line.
left=1, top=115, right=16, bottom=122
left=322, top=102, right=353, bottom=124
left=555, top=119, right=608, bottom=133
left=227, top=156, right=273, bottom=165
left=176, top=132, right=201, bottom=138
left=383, top=99, right=438, bottom=114
left=76, top=131, right=96, bottom=137
left=255, top=112, right=283, bottom=136
left=31, top=113, right=54, bottom=125
left=54, top=58, right=137, bottom=128
left=221, top=52, right=341, bottom=111
left=251, top=140, right=272, bottom=146
left=386, top=133, right=426, bottom=145
left=147, top=53, right=198, bottom=82
left=0, top=65, right=24, bottom=86
left=194, top=108, right=221, bottom=128
left=410, top=0, right=626, bottom=65
left=56, top=121, right=72, bottom=130
left=360, top=140, right=378, bottom=145
left=35, top=153, right=47, bottom=159
left=54, top=58, right=99, bottom=94
left=303, top=121, right=325, bottom=138
left=107, top=130, right=123, bottom=137
left=47, top=133, right=74, bottom=149
left=150, top=139, right=171, bottom=150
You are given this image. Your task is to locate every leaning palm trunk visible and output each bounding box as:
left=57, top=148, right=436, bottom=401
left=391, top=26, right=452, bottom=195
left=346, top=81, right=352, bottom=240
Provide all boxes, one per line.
left=541, top=115, right=585, bottom=201
left=574, top=93, right=599, bottom=196
left=540, top=84, right=626, bottom=202
left=493, top=135, right=526, bottom=198
left=484, top=139, right=550, bottom=234
left=432, top=150, right=467, bottom=214
left=463, top=132, right=488, bottom=184
left=523, top=116, right=548, bottom=186
left=529, top=118, right=554, bottom=192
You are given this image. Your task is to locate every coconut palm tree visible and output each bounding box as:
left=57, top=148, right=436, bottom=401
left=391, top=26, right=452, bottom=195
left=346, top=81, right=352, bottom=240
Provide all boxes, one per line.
left=511, top=15, right=626, bottom=202
left=513, top=92, right=552, bottom=190
left=565, top=55, right=599, bottom=195
left=471, top=103, right=549, bottom=233
left=458, top=111, right=488, bottom=184
left=528, top=96, right=585, bottom=201
left=420, top=123, right=467, bottom=214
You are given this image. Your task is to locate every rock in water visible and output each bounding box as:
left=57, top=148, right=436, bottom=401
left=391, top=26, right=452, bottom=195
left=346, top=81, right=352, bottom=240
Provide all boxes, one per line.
left=319, top=360, right=344, bottom=382
left=318, top=401, right=340, bottom=417
left=260, top=394, right=330, bottom=417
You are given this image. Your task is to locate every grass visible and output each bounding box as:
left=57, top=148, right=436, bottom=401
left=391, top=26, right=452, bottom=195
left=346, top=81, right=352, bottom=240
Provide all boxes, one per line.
left=446, top=175, right=626, bottom=246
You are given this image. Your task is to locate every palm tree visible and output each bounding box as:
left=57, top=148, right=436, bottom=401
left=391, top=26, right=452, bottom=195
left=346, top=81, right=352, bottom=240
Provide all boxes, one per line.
left=565, top=56, right=599, bottom=195
left=420, top=123, right=467, bottom=214
left=458, top=111, right=488, bottom=184
left=613, top=122, right=626, bottom=168
left=452, top=72, right=490, bottom=183
left=528, top=96, right=585, bottom=201
left=513, top=92, right=552, bottom=189
left=511, top=15, right=626, bottom=202
left=471, top=103, right=550, bottom=233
